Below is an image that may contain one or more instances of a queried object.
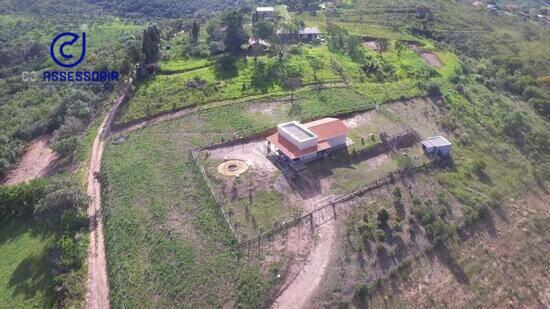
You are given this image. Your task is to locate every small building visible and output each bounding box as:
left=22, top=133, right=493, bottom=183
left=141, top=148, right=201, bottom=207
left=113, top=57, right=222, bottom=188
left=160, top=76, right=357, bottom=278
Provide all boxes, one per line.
left=421, top=136, right=452, bottom=156
left=247, top=37, right=271, bottom=56
left=256, top=7, right=275, bottom=20
left=266, top=118, right=348, bottom=164
left=299, top=27, right=321, bottom=41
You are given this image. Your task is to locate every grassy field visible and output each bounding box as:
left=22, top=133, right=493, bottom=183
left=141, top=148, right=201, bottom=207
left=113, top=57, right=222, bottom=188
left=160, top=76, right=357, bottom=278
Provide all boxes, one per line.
left=0, top=218, right=55, bottom=309
left=115, top=37, right=453, bottom=125
left=102, top=121, right=274, bottom=308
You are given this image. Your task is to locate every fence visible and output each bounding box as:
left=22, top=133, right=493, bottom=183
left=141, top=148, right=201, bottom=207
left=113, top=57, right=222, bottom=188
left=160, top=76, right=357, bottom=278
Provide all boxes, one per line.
left=242, top=162, right=431, bottom=248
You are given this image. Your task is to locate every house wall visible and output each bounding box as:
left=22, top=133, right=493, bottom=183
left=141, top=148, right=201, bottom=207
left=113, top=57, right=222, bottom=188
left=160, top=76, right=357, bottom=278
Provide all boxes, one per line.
left=326, top=135, right=347, bottom=148
left=437, top=145, right=451, bottom=156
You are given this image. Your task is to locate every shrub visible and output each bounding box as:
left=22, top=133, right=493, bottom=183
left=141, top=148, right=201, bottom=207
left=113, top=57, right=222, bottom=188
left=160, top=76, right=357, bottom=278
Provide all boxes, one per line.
left=470, top=159, right=487, bottom=178
left=392, top=187, right=402, bottom=202
left=375, top=229, right=386, bottom=241
left=426, top=81, right=442, bottom=96
left=0, top=178, right=46, bottom=217
left=377, top=208, right=390, bottom=226
left=353, top=283, right=369, bottom=301
left=392, top=220, right=403, bottom=232
left=34, top=176, right=89, bottom=229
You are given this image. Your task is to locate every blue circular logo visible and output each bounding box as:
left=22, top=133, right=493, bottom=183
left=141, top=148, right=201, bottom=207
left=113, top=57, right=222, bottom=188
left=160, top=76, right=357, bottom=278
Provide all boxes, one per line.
left=50, top=32, right=86, bottom=68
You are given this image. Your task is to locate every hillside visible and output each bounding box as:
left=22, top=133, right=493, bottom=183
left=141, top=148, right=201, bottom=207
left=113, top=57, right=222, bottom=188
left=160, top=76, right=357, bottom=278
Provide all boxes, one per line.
left=0, top=0, right=548, bottom=308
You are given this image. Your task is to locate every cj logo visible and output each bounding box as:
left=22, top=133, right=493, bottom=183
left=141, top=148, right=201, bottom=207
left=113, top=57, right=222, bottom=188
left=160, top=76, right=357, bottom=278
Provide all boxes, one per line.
left=50, top=32, right=86, bottom=68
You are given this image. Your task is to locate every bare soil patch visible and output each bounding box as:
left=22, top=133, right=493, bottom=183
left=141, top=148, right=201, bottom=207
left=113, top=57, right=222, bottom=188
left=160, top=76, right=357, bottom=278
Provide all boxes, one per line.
left=309, top=173, right=466, bottom=307
left=362, top=40, right=386, bottom=52
left=1, top=134, right=58, bottom=185
left=366, top=191, right=550, bottom=308
left=408, top=43, right=442, bottom=68
left=420, top=52, right=442, bottom=68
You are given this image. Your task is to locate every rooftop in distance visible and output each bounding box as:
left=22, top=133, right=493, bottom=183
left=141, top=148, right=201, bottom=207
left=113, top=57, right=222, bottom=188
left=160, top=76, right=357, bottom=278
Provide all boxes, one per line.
left=422, top=136, right=451, bottom=147
left=256, top=6, right=274, bottom=12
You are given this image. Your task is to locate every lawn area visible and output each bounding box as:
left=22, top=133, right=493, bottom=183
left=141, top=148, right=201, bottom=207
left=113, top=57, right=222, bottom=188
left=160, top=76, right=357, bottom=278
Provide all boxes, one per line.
left=117, top=45, right=347, bottom=124
left=0, top=218, right=55, bottom=309
left=158, top=57, right=213, bottom=73
left=102, top=122, right=273, bottom=308
left=116, top=35, right=459, bottom=126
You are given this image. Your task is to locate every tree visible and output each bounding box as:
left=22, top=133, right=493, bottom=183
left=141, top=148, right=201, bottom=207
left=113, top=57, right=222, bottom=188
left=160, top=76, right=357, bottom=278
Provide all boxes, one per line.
left=376, top=40, right=388, bottom=57
left=34, top=176, right=89, bottom=229
left=222, top=10, right=247, bottom=56
left=307, top=56, right=324, bottom=83
left=191, top=20, right=200, bottom=43
left=377, top=208, right=390, bottom=227
left=284, top=77, right=303, bottom=105
left=142, top=25, right=161, bottom=64
left=392, top=187, right=402, bottom=202
left=253, top=21, right=274, bottom=41
left=395, top=41, right=405, bottom=61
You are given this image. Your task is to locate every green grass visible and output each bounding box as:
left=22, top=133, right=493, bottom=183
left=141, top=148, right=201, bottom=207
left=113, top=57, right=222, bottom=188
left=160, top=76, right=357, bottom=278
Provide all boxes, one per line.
left=116, top=45, right=351, bottom=124
left=102, top=123, right=272, bottom=308
left=227, top=190, right=290, bottom=237
left=159, top=58, right=213, bottom=73
left=117, top=37, right=459, bottom=126
left=0, top=218, right=55, bottom=309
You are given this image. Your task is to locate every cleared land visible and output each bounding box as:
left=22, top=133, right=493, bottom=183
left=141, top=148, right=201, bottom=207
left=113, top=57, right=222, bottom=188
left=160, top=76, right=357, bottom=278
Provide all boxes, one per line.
left=364, top=191, right=550, bottom=308
left=101, top=120, right=275, bottom=308
left=195, top=98, right=430, bottom=240
left=1, top=135, right=57, bottom=186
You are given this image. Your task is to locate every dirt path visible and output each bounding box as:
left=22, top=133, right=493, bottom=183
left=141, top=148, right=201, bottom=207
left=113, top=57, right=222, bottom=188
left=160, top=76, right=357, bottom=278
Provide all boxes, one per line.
left=113, top=82, right=347, bottom=135
left=85, top=87, right=128, bottom=309
left=1, top=134, right=58, bottom=185
left=272, top=222, right=335, bottom=309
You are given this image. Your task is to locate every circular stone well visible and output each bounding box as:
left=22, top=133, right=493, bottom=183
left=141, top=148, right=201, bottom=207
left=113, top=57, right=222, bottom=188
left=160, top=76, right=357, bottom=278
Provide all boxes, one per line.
left=217, top=159, right=249, bottom=176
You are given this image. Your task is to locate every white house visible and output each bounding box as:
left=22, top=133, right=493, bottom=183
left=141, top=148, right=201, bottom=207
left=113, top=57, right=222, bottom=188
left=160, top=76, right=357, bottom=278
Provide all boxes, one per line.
left=421, top=136, right=452, bottom=156
left=266, top=118, right=348, bottom=164
left=256, top=7, right=275, bottom=20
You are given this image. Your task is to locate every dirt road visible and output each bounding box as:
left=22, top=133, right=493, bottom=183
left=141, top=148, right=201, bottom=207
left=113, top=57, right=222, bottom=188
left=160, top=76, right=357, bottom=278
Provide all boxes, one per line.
left=1, top=134, right=58, bottom=185
left=85, top=88, right=128, bottom=309
left=272, top=222, right=335, bottom=309
left=113, top=82, right=347, bottom=136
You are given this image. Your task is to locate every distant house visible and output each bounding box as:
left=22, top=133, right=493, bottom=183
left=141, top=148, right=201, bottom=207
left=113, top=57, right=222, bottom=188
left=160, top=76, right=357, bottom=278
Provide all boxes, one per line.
left=256, top=7, right=275, bottom=20
left=247, top=37, right=271, bottom=55
left=298, top=27, right=321, bottom=41
left=266, top=118, right=348, bottom=164
left=421, top=136, right=452, bottom=156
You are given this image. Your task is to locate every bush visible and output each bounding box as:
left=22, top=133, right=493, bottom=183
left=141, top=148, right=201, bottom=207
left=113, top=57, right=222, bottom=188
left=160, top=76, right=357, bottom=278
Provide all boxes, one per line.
left=377, top=208, right=390, bottom=226
left=34, top=176, right=89, bottom=229
left=375, top=229, right=386, bottom=241
left=470, top=159, right=487, bottom=178
left=52, top=136, right=80, bottom=158
left=0, top=178, right=46, bottom=217
left=426, top=82, right=442, bottom=96
left=353, top=283, right=369, bottom=301
left=392, top=187, right=402, bottom=202
left=529, top=97, right=550, bottom=118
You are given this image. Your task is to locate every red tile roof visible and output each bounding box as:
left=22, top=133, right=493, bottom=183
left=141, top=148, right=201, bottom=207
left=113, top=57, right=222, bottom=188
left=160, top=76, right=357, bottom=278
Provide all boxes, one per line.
left=267, top=118, right=348, bottom=159
left=304, top=118, right=348, bottom=141
left=266, top=134, right=317, bottom=159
